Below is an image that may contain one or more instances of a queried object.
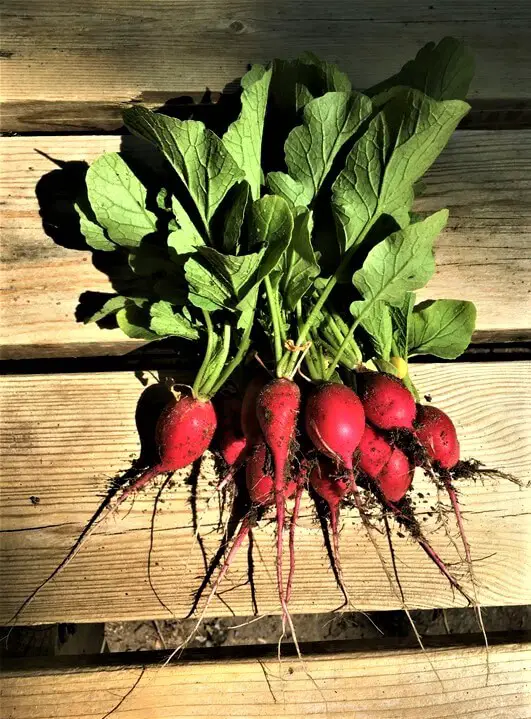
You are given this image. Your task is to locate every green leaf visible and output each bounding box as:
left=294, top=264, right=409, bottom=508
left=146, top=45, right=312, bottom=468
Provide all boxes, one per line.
left=367, top=37, right=474, bottom=101
left=222, top=181, right=250, bottom=254
left=249, top=195, right=294, bottom=283
left=75, top=202, right=116, bottom=252
left=409, top=299, right=476, bottom=359
left=297, top=52, right=352, bottom=93
left=267, top=91, right=372, bottom=207
left=149, top=300, right=199, bottom=339
left=123, top=106, right=244, bottom=236
left=85, top=152, right=157, bottom=248
left=199, top=247, right=264, bottom=301
left=265, top=172, right=308, bottom=208
left=350, top=299, right=393, bottom=360
left=353, top=210, right=448, bottom=306
left=167, top=195, right=205, bottom=258
left=281, top=209, right=320, bottom=309
left=223, top=65, right=272, bottom=200
left=116, top=302, right=158, bottom=340
left=332, top=90, right=468, bottom=252
left=295, top=84, right=314, bottom=110
left=184, top=256, right=232, bottom=312
left=390, top=292, right=415, bottom=358
left=84, top=295, right=128, bottom=324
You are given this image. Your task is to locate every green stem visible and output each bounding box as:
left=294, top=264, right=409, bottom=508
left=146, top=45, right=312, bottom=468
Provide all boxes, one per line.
left=264, top=276, right=283, bottom=366
left=323, top=305, right=371, bottom=381
left=283, top=218, right=376, bottom=376
left=200, top=323, right=232, bottom=398
left=209, top=318, right=254, bottom=397
left=192, top=310, right=216, bottom=399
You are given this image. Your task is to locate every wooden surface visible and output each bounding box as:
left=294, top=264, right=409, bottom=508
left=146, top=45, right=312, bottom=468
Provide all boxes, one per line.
left=1, top=362, right=529, bottom=625
left=2, top=0, right=531, bottom=133
left=2, top=642, right=530, bottom=718
left=1, top=130, right=530, bottom=360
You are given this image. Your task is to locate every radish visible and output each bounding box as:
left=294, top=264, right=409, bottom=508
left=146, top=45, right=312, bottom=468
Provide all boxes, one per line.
left=415, top=404, right=460, bottom=470
left=305, top=383, right=365, bottom=483
left=217, top=374, right=267, bottom=491
left=358, top=372, right=416, bottom=430
left=215, top=395, right=247, bottom=468
left=377, top=448, right=413, bottom=503
left=245, top=442, right=297, bottom=507
left=10, top=393, right=217, bottom=624
left=256, top=378, right=301, bottom=621
left=358, top=426, right=413, bottom=503
left=309, top=459, right=350, bottom=606
left=358, top=424, right=393, bottom=479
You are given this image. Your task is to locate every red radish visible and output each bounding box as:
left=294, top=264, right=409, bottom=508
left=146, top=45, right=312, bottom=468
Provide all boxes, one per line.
left=358, top=425, right=413, bottom=503
left=10, top=394, right=216, bottom=625
left=215, top=396, right=247, bottom=468
left=245, top=442, right=296, bottom=506
left=256, top=378, right=301, bottom=620
left=358, top=424, right=393, bottom=479
left=415, top=404, right=460, bottom=469
left=305, top=383, right=365, bottom=475
left=358, top=372, right=416, bottom=430
left=377, top=447, right=413, bottom=503
left=310, top=459, right=350, bottom=606
left=216, top=375, right=267, bottom=490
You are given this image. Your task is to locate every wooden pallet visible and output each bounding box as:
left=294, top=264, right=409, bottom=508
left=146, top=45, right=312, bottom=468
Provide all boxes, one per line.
left=1, top=1, right=530, bottom=716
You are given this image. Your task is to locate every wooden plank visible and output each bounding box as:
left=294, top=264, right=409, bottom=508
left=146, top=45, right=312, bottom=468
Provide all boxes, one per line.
left=2, top=0, right=531, bottom=132
left=2, top=643, right=530, bottom=718
left=1, top=131, right=530, bottom=360
left=1, top=362, right=529, bottom=625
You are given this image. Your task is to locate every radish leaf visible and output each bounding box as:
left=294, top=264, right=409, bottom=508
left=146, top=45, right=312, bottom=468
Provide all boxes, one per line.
left=116, top=302, right=159, bottom=340
left=367, top=37, right=474, bottom=101
left=150, top=300, right=200, bottom=339
left=409, top=299, right=476, bottom=358
left=353, top=210, right=448, bottom=306
left=223, top=65, right=272, bottom=200
left=222, top=181, right=250, bottom=254
left=267, top=91, right=372, bottom=207
left=277, top=208, right=319, bottom=309
left=332, top=90, right=468, bottom=252
left=390, top=292, right=415, bottom=357
left=75, top=201, right=116, bottom=252
left=123, top=107, right=244, bottom=239
left=85, top=153, right=157, bottom=248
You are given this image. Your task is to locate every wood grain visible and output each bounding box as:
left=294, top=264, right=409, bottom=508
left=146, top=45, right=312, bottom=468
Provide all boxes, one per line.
left=3, top=643, right=530, bottom=719
left=1, top=362, right=529, bottom=625
left=2, top=0, right=531, bottom=132
left=1, top=131, right=530, bottom=360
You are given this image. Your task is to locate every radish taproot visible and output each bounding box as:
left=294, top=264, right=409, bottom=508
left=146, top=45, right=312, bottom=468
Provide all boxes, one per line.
left=256, top=378, right=301, bottom=620
left=358, top=373, right=416, bottom=430
left=309, top=459, right=351, bottom=606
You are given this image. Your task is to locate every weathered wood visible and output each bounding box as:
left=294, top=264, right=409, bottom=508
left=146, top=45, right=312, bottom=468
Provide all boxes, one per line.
left=2, top=0, right=531, bottom=132
left=1, top=131, right=530, bottom=360
left=1, top=363, right=529, bottom=625
left=2, top=642, right=530, bottom=718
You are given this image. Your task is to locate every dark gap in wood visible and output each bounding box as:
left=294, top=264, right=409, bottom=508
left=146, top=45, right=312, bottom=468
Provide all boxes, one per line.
left=0, top=342, right=529, bottom=376
left=2, top=98, right=530, bottom=136
left=2, top=629, right=529, bottom=673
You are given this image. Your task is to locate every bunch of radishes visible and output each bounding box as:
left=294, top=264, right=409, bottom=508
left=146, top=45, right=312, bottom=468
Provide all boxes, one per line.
left=13, top=40, right=521, bottom=648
